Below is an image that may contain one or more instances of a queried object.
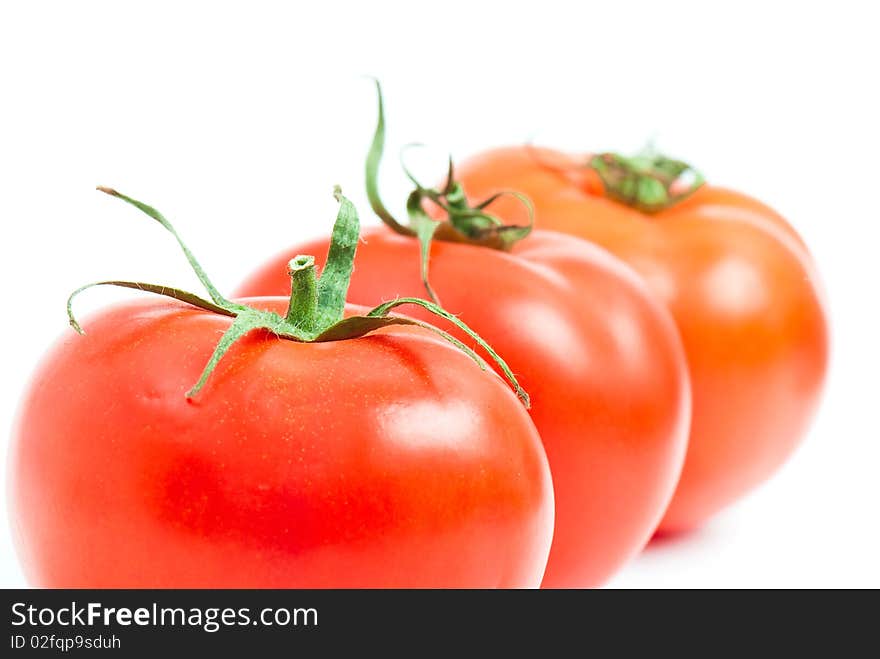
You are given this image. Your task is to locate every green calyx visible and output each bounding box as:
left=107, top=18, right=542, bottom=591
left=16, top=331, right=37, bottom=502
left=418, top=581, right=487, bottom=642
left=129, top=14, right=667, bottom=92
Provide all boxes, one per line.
left=588, top=149, right=705, bottom=213
left=365, top=80, right=534, bottom=303
left=68, top=186, right=529, bottom=407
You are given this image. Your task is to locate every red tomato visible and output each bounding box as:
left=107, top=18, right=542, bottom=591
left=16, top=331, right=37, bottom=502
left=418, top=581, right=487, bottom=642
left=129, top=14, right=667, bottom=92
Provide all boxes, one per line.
left=10, top=297, right=552, bottom=587
left=238, top=228, right=691, bottom=587
left=450, top=146, right=830, bottom=532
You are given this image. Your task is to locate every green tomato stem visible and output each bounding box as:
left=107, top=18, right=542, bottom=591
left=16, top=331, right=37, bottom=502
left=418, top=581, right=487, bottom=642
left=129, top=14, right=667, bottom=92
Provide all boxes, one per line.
left=286, top=255, right=318, bottom=331
left=69, top=185, right=530, bottom=407
left=588, top=151, right=705, bottom=213
left=364, top=80, right=533, bottom=303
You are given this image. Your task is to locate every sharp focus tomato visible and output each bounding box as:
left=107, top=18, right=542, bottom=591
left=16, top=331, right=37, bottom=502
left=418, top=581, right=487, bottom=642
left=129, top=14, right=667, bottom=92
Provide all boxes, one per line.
left=9, top=298, right=553, bottom=587
left=238, top=229, right=691, bottom=587
left=449, top=146, right=830, bottom=532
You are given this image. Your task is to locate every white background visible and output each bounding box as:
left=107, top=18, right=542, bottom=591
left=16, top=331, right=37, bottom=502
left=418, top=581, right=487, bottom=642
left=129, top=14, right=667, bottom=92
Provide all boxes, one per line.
left=1, top=1, right=877, bottom=588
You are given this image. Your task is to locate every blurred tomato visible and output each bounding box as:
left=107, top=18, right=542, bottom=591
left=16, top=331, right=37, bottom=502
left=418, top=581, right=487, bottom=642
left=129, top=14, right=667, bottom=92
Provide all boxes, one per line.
left=451, top=146, right=829, bottom=532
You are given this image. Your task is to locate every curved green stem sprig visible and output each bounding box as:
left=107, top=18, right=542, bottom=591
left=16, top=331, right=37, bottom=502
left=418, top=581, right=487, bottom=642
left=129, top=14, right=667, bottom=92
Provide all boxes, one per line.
left=364, top=80, right=533, bottom=303
left=69, top=186, right=528, bottom=406
left=588, top=149, right=705, bottom=213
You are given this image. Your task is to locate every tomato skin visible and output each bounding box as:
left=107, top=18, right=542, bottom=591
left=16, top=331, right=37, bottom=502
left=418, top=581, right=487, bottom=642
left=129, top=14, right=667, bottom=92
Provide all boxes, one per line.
left=9, top=298, right=553, bottom=588
left=451, top=146, right=830, bottom=532
left=238, top=230, right=691, bottom=587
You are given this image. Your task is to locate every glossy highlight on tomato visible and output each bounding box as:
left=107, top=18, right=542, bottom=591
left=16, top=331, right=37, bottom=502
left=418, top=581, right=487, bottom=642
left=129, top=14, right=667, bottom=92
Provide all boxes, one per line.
left=451, top=146, right=830, bottom=532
